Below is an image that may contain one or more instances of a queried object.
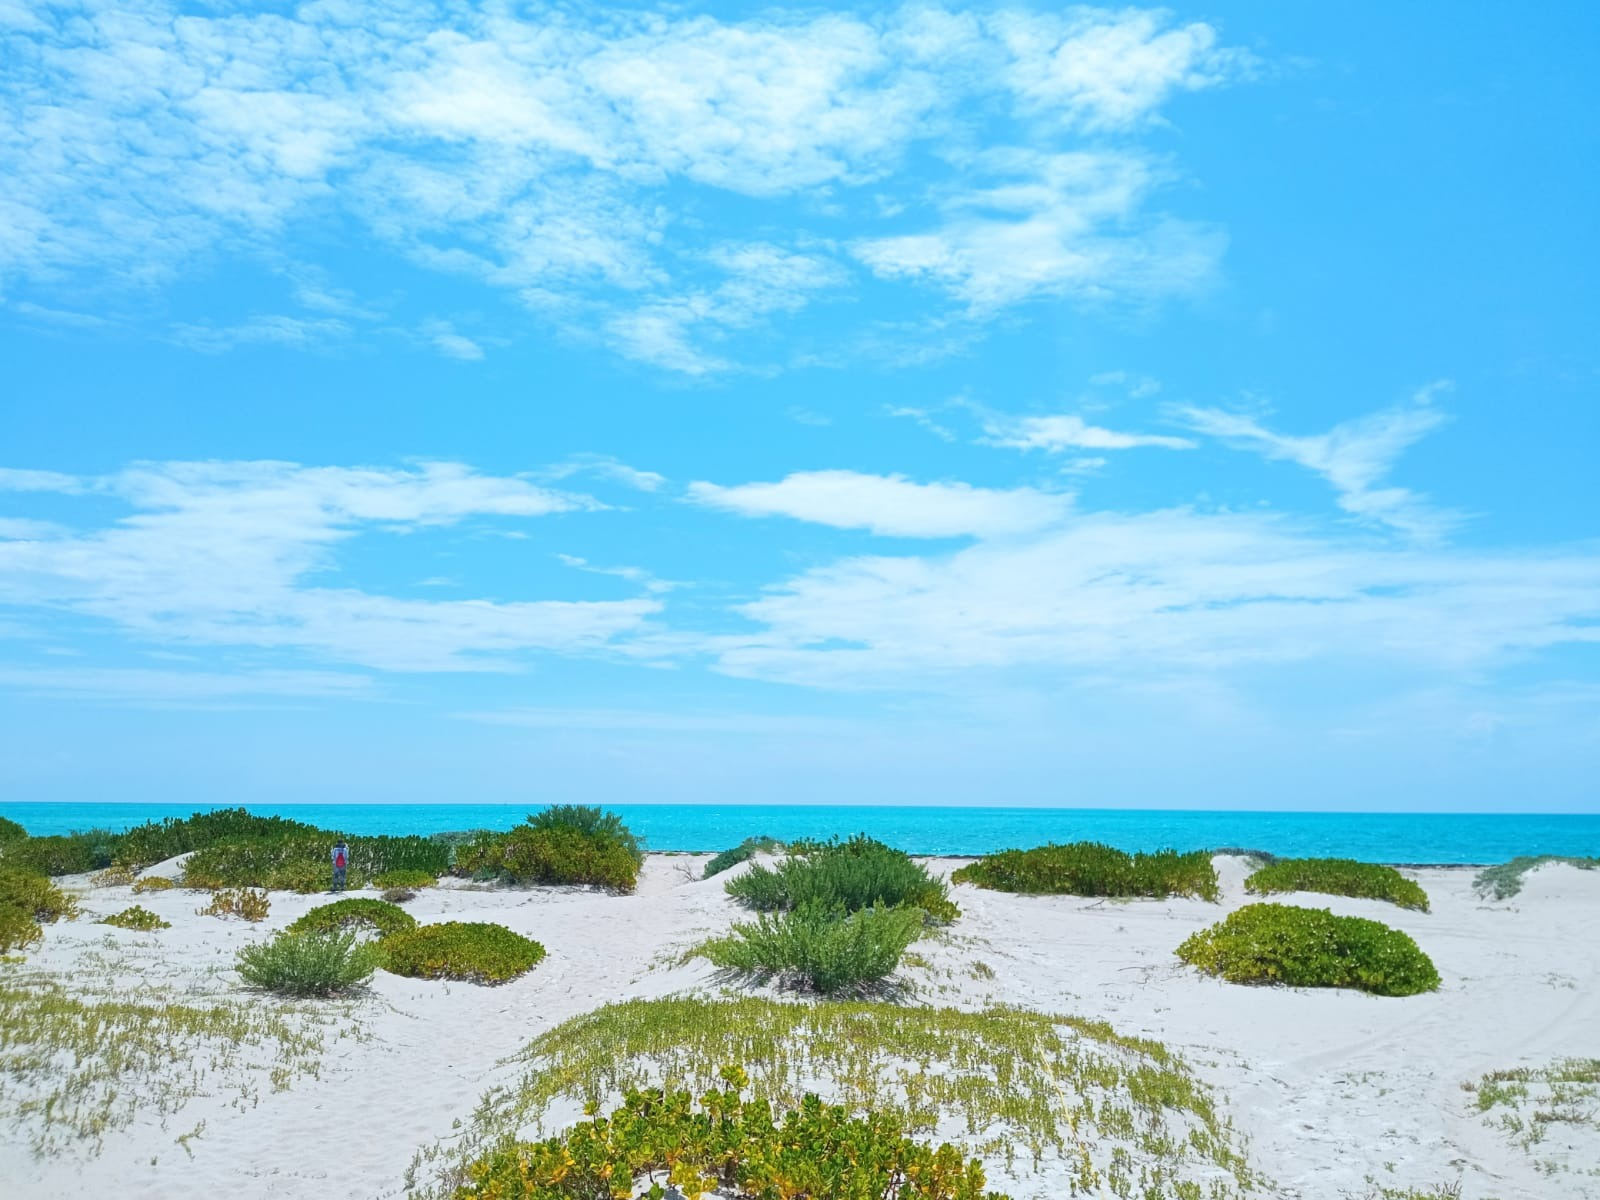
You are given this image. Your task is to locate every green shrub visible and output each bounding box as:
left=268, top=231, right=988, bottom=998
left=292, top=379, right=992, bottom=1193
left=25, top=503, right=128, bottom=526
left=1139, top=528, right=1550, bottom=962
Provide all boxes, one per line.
left=951, top=842, right=1220, bottom=901
left=372, top=869, right=438, bottom=889
left=196, top=888, right=270, bottom=921
left=697, top=902, right=925, bottom=996
left=0, top=866, right=81, bottom=923
left=115, top=807, right=322, bottom=867
left=382, top=887, right=418, bottom=904
left=724, top=835, right=958, bottom=923
left=0, top=906, right=41, bottom=953
left=286, top=898, right=416, bottom=938
left=702, top=835, right=782, bottom=879
left=90, top=864, right=138, bottom=887
left=1245, top=857, right=1430, bottom=912
left=236, top=929, right=380, bottom=997
left=99, top=905, right=171, bottom=931
left=458, top=1067, right=1004, bottom=1200
left=0, top=816, right=26, bottom=843
left=183, top=832, right=450, bottom=892
left=132, top=875, right=177, bottom=894
left=381, top=921, right=546, bottom=985
left=1, top=831, right=117, bottom=876
left=453, top=807, right=645, bottom=891
left=1176, top=903, right=1441, bottom=997
left=1474, top=855, right=1600, bottom=900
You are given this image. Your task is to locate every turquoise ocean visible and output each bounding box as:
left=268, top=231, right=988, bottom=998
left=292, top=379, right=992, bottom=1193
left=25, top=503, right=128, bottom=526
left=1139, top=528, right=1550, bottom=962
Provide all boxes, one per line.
left=2, top=802, right=1598, bottom=864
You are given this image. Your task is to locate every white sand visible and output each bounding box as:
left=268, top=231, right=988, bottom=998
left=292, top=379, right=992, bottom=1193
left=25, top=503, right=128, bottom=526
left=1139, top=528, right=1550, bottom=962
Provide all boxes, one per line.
left=2, top=854, right=1597, bottom=1199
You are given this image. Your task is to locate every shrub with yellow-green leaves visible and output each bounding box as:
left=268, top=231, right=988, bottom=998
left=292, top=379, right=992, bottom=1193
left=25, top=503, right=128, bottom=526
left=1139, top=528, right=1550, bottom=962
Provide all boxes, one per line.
left=454, top=806, right=644, bottom=892
left=952, top=842, right=1219, bottom=901
left=0, top=866, right=80, bottom=953
left=99, top=905, right=171, bottom=931
left=457, top=1067, right=1005, bottom=1200
left=286, top=898, right=416, bottom=938
left=1176, top=903, right=1440, bottom=997
left=380, top=921, right=545, bottom=985
left=236, top=928, right=380, bottom=997
left=132, top=875, right=177, bottom=894
left=1245, top=857, right=1430, bottom=912
left=196, top=888, right=270, bottom=922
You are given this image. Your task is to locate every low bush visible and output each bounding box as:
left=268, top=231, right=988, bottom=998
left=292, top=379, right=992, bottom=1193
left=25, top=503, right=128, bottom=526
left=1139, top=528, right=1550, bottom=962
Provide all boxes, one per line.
left=2, top=831, right=117, bottom=876
left=1176, top=903, right=1441, bottom=997
left=90, top=864, right=137, bottom=888
left=132, top=875, right=177, bottom=894
left=724, top=835, right=958, bottom=923
left=196, top=888, right=270, bottom=922
left=697, top=902, right=925, bottom=996
left=952, top=842, right=1220, bottom=901
left=372, top=869, right=438, bottom=889
left=0, top=905, right=41, bottom=953
left=115, top=807, right=323, bottom=867
left=703, top=835, right=782, bottom=879
left=236, top=929, right=380, bottom=997
left=1474, top=855, right=1600, bottom=900
left=458, top=1067, right=1004, bottom=1200
left=99, top=905, right=171, bottom=931
left=1245, top=857, right=1430, bottom=912
left=0, top=866, right=81, bottom=923
left=380, top=921, right=546, bottom=985
left=0, top=816, right=26, bottom=843
left=287, top=898, right=416, bottom=938
left=382, top=887, right=417, bottom=904
left=183, top=832, right=451, bottom=892
left=458, top=808, right=645, bottom=892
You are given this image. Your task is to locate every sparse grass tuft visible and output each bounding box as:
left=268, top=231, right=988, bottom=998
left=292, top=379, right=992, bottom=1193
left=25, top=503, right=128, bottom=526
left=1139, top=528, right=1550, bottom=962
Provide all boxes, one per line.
left=697, top=902, right=925, bottom=996
left=1473, top=856, right=1600, bottom=900
left=1177, top=903, right=1440, bottom=997
left=237, top=929, right=380, bottom=997
left=99, top=905, right=171, bottom=931
left=1467, top=1057, right=1599, bottom=1175
left=1245, top=857, right=1430, bottom=912
left=952, top=842, right=1220, bottom=901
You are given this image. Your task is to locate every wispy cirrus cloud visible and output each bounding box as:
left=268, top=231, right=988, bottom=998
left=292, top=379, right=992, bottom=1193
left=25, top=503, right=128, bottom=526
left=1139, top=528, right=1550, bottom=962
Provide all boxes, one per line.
left=980, top=413, right=1194, bottom=452
left=0, top=460, right=656, bottom=671
left=1176, top=384, right=1456, bottom=538
left=0, top=2, right=1250, bottom=372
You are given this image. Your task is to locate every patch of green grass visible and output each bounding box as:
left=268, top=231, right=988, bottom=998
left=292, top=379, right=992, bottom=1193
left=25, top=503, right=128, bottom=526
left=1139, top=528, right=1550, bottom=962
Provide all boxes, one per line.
left=702, top=835, right=782, bottom=879
left=1176, top=903, right=1440, bottom=997
left=1467, top=1057, right=1599, bottom=1174
left=286, top=897, right=416, bottom=938
left=0, top=967, right=355, bottom=1153
left=1245, top=858, right=1430, bottom=912
left=407, top=997, right=1259, bottom=1200
left=98, top=905, right=171, bottom=931
left=952, top=842, right=1220, bottom=902
left=381, top=922, right=546, bottom=985
left=237, top=929, right=380, bottom=997
left=1473, top=856, right=1600, bottom=900
left=724, top=835, right=957, bottom=922
left=697, top=902, right=926, bottom=995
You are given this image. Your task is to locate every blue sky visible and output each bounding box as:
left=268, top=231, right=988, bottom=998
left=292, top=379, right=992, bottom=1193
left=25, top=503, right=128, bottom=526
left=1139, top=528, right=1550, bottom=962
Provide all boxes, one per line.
left=1, top=1, right=1597, bottom=811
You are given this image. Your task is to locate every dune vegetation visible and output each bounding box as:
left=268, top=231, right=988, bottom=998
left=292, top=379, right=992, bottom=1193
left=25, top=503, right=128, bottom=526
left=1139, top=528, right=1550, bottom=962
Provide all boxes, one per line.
left=286, top=898, right=417, bottom=938
left=237, top=929, right=381, bottom=997
left=98, top=905, right=170, bottom=931
left=952, top=842, right=1220, bottom=901
left=380, top=921, right=546, bottom=985
left=701, top=835, right=782, bottom=879
left=453, top=805, right=645, bottom=891
left=1244, top=857, right=1430, bottom=912
left=1176, top=903, right=1441, bottom=997
left=409, top=996, right=1257, bottom=1200
left=1473, top=855, right=1600, bottom=900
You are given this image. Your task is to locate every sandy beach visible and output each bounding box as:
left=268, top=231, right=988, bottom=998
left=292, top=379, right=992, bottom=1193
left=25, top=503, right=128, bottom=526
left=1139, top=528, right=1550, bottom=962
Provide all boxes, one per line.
left=2, top=853, right=1596, bottom=1200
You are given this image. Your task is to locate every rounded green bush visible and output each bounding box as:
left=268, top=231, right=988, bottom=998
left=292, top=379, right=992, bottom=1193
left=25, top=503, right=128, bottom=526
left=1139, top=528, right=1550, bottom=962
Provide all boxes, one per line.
left=237, top=929, right=380, bottom=997
left=1245, top=857, right=1430, bottom=912
left=372, top=869, right=438, bottom=889
left=286, top=898, right=417, bottom=938
left=1176, top=903, right=1441, bottom=997
left=99, top=905, right=171, bottom=931
left=0, top=867, right=80, bottom=923
left=698, top=902, right=925, bottom=996
left=952, top=842, right=1219, bottom=901
left=380, top=921, right=546, bottom=985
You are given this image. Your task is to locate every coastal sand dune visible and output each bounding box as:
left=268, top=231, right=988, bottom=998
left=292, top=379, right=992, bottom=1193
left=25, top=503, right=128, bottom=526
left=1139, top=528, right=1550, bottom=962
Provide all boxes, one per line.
left=2, top=855, right=1596, bottom=1199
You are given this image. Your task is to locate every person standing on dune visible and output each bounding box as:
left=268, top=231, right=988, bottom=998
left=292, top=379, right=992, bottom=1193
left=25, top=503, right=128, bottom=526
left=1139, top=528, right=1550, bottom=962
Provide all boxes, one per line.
left=331, top=838, right=349, bottom=893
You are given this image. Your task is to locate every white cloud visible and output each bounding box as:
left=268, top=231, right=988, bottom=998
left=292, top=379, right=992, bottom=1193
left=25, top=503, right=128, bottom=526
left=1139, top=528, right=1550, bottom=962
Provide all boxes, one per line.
left=421, top=320, right=485, bottom=361
left=0, top=517, right=62, bottom=539
left=688, top=470, right=1072, bottom=538
left=1178, top=384, right=1455, bottom=538
left=0, top=468, right=85, bottom=493
left=0, top=460, right=658, bottom=671
left=981, top=413, right=1194, bottom=452
left=853, top=150, right=1224, bottom=311
left=0, top=2, right=1248, bottom=371
left=707, top=507, right=1600, bottom=688
left=539, top=454, right=665, bottom=492
left=0, top=665, right=377, bottom=704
